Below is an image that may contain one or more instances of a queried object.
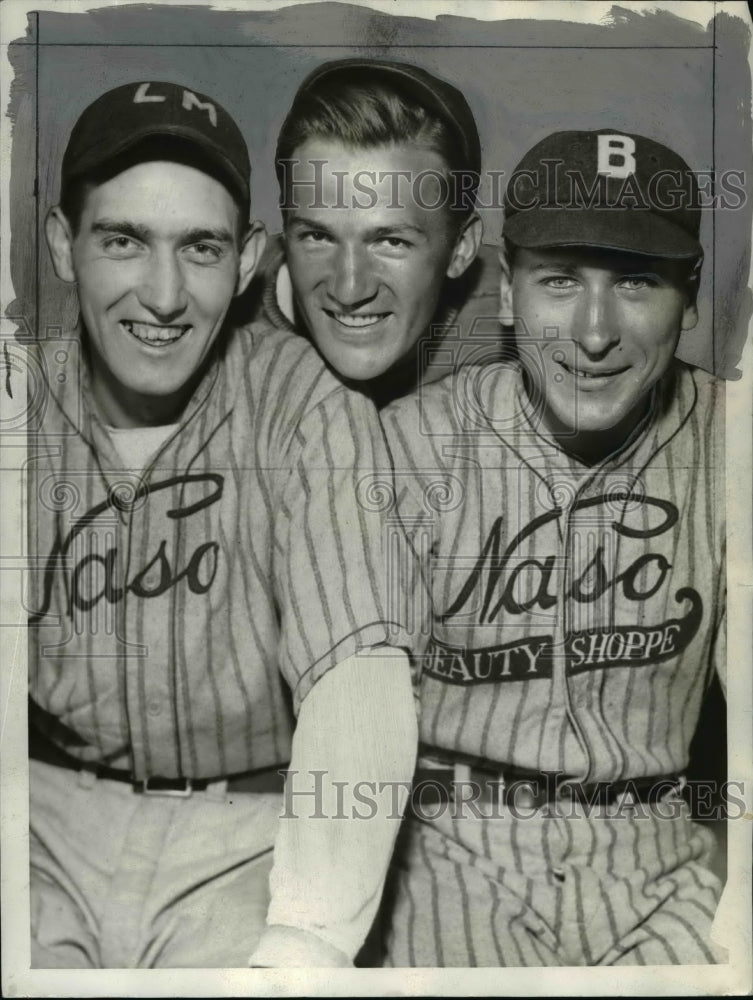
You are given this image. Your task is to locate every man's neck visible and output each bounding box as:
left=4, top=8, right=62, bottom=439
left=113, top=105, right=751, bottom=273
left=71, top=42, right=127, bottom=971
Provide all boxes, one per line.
left=539, top=396, right=655, bottom=467
left=89, top=368, right=193, bottom=429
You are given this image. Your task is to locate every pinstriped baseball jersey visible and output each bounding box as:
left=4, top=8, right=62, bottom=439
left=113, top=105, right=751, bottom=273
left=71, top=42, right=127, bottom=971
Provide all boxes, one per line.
left=28, top=321, right=403, bottom=780
left=381, top=359, right=725, bottom=782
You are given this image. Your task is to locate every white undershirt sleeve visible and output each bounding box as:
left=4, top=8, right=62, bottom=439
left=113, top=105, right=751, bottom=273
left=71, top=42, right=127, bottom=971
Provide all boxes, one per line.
left=248, top=646, right=417, bottom=967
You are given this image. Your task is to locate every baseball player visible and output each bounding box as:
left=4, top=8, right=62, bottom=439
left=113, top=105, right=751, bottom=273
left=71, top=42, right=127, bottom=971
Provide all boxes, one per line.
left=239, top=58, right=502, bottom=408
left=379, top=130, right=726, bottom=966
left=27, top=81, right=417, bottom=968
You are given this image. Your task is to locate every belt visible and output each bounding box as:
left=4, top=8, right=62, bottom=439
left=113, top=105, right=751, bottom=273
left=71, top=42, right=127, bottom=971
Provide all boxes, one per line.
left=30, top=726, right=285, bottom=798
left=415, top=751, right=684, bottom=810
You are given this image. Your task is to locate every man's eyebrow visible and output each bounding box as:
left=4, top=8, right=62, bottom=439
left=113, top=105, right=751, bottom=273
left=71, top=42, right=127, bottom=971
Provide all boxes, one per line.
left=90, top=221, right=235, bottom=244
left=286, top=215, right=334, bottom=234
left=530, top=260, right=579, bottom=273
left=182, top=227, right=235, bottom=245
left=371, top=224, right=426, bottom=240
left=286, top=216, right=427, bottom=240
left=91, top=220, right=151, bottom=241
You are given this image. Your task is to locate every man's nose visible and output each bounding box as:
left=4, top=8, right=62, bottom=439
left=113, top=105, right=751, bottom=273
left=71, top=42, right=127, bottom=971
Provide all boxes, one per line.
left=328, top=244, right=378, bottom=308
left=136, top=249, right=189, bottom=320
left=575, top=288, right=621, bottom=356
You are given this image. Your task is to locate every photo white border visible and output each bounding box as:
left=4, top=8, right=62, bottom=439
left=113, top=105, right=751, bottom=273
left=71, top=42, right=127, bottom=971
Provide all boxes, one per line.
left=1, top=1, right=750, bottom=995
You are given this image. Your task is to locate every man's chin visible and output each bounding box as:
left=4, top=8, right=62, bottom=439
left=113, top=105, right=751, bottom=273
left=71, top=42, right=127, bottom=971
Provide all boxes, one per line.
left=331, top=361, right=387, bottom=383
left=121, top=377, right=195, bottom=403
left=538, top=399, right=625, bottom=439
left=314, top=343, right=395, bottom=383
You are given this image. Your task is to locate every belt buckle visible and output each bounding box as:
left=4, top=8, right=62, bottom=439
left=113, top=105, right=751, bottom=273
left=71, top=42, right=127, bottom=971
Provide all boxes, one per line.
left=139, top=776, right=194, bottom=798
left=664, top=774, right=687, bottom=802
left=452, top=763, right=472, bottom=787
left=556, top=777, right=573, bottom=799
left=453, top=762, right=507, bottom=807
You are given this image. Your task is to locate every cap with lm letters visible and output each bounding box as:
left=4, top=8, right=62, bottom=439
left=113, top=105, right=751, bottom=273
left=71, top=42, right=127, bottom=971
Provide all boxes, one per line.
left=61, top=81, right=250, bottom=207
left=503, top=130, right=702, bottom=259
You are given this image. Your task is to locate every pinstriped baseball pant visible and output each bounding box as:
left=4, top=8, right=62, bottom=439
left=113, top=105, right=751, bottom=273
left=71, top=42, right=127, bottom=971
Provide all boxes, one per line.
left=383, top=796, right=723, bottom=967
left=30, top=760, right=280, bottom=968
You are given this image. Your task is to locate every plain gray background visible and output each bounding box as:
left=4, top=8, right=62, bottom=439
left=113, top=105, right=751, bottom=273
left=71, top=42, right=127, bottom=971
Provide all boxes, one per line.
left=7, top=1, right=752, bottom=376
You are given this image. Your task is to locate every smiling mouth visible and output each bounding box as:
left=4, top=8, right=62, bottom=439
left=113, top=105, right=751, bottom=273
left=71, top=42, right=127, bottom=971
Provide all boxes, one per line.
left=325, top=310, right=390, bottom=330
left=121, top=321, right=190, bottom=347
left=560, top=360, right=630, bottom=380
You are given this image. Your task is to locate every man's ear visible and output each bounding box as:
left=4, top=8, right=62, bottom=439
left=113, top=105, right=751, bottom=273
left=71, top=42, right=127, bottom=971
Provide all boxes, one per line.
left=235, top=220, right=267, bottom=298
left=45, top=207, right=77, bottom=284
left=446, top=212, right=482, bottom=279
left=680, top=263, right=701, bottom=332
left=498, top=247, right=514, bottom=326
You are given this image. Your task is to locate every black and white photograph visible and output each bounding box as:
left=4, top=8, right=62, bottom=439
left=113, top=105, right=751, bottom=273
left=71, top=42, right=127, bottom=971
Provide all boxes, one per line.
left=1, top=1, right=751, bottom=995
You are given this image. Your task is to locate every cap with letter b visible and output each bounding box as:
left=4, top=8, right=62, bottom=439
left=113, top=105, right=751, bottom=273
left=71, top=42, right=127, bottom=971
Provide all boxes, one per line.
left=61, top=81, right=250, bottom=208
left=503, top=130, right=702, bottom=259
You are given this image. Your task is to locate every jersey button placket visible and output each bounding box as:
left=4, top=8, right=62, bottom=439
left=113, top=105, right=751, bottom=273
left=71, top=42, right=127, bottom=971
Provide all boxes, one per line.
left=123, top=489, right=159, bottom=779
left=140, top=479, right=181, bottom=779
left=559, top=487, right=595, bottom=779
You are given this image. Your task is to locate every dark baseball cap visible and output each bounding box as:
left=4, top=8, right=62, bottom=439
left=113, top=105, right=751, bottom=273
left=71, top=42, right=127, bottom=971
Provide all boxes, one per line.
left=503, top=130, right=702, bottom=259
left=291, top=58, right=482, bottom=177
left=61, top=81, right=250, bottom=207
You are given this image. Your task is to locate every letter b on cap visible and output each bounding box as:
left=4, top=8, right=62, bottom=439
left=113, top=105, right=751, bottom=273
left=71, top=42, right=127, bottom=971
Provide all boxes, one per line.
left=597, top=135, right=636, bottom=179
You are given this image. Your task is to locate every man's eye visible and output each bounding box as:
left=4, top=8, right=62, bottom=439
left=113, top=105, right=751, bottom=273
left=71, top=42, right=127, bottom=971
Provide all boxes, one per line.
left=619, top=276, right=656, bottom=291
left=185, top=243, right=223, bottom=262
left=300, top=230, right=332, bottom=244
left=376, top=236, right=411, bottom=250
left=542, top=276, right=577, bottom=289
left=103, top=236, right=139, bottom=255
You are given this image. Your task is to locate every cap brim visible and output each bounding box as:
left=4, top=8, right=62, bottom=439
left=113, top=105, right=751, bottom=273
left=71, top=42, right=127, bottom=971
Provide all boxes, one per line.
left=65, top=124, right=249, bottom=202
left=504, top=208, right=702, bottom=259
